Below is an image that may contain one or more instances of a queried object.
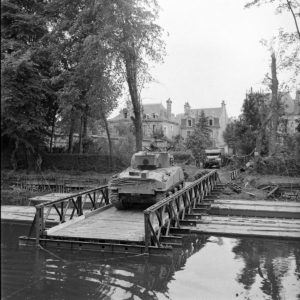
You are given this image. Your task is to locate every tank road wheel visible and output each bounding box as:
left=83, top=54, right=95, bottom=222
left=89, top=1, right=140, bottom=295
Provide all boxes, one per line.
left=110, top=191, right=132, bottom=210
left=110, top=190, right=125, bottom=210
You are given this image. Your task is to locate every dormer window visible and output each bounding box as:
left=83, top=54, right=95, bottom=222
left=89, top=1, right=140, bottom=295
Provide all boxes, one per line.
left=152, top=113, right=156, bottom=118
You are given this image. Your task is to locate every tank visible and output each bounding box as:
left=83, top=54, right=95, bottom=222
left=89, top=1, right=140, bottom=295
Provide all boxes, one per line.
left=109, top=151, right=185, bottom=209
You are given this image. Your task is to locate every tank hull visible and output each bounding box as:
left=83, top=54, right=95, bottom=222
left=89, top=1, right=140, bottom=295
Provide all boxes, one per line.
left=109, top=166, right=184, bottom=209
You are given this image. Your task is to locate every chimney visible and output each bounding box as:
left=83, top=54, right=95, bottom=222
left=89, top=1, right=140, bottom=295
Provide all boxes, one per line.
left=166, top=98, right=172, bottom=119
left=221, top=100, right=226, bottom=109
left=184, top=102, right=191, bottom=115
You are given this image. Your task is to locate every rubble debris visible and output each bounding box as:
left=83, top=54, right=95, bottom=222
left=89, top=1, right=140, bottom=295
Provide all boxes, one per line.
left=261, top=185, right=271, bottom=191
left=245, top=192, right=256, bottom=197
left=227, top=182, right=242, bottom=193
left=267, top=185, right=279, bottom=198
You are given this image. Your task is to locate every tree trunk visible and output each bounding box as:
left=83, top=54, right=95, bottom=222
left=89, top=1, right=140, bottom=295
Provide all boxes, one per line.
left=102, top=112, right=113, bottom=171
left=49, top=115, right=56, bottom=153
left=82, top=106, right=88, bottom=153
left=286, top=0, right=300, bottom=40
left=269, top=53, right=279, bottom=155
left=78, top=115, right=84, bottom=154
left=11, top=139, right=19, bottom=171
left=124, top=48, right=143, bottom=152
left=68, top=108, right=76, bottom=153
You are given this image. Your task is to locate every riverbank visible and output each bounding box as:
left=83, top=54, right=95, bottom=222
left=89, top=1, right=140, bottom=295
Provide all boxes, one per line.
left=1, top=167, right=299, bottom=205
left=1, top=169, right=115, bottom=205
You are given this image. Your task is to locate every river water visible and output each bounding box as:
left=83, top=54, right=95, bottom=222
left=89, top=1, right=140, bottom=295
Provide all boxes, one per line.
left=1, top=223, right=299, bottom=300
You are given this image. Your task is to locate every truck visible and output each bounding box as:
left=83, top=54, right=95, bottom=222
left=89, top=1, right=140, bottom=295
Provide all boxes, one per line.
left=203, top=148, right=224, bottom=168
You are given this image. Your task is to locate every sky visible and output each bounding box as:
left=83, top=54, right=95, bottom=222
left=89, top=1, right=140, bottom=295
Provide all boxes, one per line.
left=113, top=0, right=298, bottom=118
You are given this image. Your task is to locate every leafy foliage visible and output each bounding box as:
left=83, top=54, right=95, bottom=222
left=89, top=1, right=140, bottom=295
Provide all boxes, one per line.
left=223, top=92, right=271, bottom=155
left=1, top=0, right=58, bottom=165
left=185, top=111, right=212, bottom=160
left=245, top=0, right=300, bottom=86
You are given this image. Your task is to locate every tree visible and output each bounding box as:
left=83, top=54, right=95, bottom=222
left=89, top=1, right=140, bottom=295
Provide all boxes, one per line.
left=245, top=0, right=300, bottom=84
left=242, top=90, right=270, bottom=155
left=107, top=0, right=166, bottom=151
left=45, top=0, right=123, bottom=160
left=46, top=0, right=165, bottom=154
left=223, top=91, right=270, bottom=156
left=1, top=0, right=58, bottom=169
left=269, top=53, right=280, bottom=154
left=186, top=111, right=212, bottom=161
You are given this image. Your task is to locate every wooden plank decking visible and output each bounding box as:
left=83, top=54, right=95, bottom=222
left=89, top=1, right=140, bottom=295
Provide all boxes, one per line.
left=1, top=205, right=89, bottom=225
left=208, top=199, right=300, bottom=219
left=29, top=193, right=75, bottom=205
left=186, top=215, right=300, bottom=239
left=1, top=205, right=57, bottom=225
left=46, top=206, right=146, bottom=242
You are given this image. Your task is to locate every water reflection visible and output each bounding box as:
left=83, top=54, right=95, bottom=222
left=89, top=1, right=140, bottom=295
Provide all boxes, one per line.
left=232, top=238, right=300, bottom=300
left=1, top=223, right=300, bottom=300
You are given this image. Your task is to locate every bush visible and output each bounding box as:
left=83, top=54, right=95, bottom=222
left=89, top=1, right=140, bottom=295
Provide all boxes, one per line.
left=171, top=151, right=193, bottom=163
left=41, top=153, right=126, bottom=172
left=255, top=155, right=300, bottom=177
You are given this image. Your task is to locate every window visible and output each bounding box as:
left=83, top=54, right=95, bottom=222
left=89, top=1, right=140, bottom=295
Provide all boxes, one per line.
left=124, top=112, right=128, bottom=118
left=209, top=119, right=213, bottom=126
left=188, top=119, right=192, bottom=127
left=187, top=131, right=191, bottom=136
left=153, top=125, right=156, bottom=132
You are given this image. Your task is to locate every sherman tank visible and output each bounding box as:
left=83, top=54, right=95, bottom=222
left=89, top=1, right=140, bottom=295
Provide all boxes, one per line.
left=109, top=151, right=185, bottom=209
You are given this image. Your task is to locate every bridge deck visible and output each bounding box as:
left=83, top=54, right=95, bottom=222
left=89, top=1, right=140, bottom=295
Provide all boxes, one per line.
left=208, top=199, right=300, bottom=219
left=46, top=206, right=145, bottom=243
left=187, top=215, right=300, bottom=239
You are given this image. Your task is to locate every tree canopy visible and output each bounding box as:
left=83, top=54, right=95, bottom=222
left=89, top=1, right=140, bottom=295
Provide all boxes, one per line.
left=1, top=0, right=165, bottom=169
left=186, top=111, right=213, bottom=160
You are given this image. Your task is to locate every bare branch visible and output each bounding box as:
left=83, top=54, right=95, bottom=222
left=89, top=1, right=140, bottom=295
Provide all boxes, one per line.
left=286, top=0, right=300, bottom=40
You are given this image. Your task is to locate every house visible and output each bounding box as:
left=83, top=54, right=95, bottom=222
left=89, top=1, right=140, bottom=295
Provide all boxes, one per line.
left=108, top=99, right=180, bottom=142
left=280, top=91, right=300, bottom=134
left=176, top=101, right=229, bottom=150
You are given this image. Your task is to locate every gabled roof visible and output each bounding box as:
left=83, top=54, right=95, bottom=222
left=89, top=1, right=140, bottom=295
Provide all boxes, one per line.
left=142, top=103, right=167, bottom=118
left=109, top=102, right=175, bottom=122
left=176, top=107, right=223, bottom=119
left=192, top=107, right=223, bottom=118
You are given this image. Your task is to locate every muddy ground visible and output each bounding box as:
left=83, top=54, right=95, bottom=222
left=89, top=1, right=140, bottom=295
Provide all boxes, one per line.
left=180, top=164, right=300, bottom=201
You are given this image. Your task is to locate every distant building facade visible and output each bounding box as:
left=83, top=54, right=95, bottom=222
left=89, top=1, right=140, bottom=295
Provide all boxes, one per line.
left=176, top=101, right=229, bottom=150
left=280, top=91, right=300, bottom=134
left=108, top=99, right=180, bottom=141
left=108, top=98, right=229, bottom=151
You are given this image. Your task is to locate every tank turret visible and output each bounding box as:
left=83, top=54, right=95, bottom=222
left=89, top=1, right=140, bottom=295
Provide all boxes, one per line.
left=108, top=151, right=184, bottom=209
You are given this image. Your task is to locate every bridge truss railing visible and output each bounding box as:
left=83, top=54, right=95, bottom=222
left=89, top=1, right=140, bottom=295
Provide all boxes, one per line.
left=33, top=185, right=109, bottom=244
left=143, top=170, right=219, bottom=252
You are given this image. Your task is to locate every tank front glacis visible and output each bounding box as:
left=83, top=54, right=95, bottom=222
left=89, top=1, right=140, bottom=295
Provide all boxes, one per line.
left=108, top=151, right=184, bottom=209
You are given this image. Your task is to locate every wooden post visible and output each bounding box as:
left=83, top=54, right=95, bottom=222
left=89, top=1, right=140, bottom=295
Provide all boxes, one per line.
left=77, top=196, right=83, bottom=216
left=61, top=202, right=65, bottom=223
left=144, top=212, right=150, bottom=254
left=35, top=206, right=44, bottom=246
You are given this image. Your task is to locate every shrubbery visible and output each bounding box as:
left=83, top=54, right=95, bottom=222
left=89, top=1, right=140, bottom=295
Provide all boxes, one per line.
left=171, top=152, right=193, bottom=163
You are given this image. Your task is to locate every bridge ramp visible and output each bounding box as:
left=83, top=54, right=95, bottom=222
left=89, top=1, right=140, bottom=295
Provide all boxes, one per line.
left=47, top=206, right=145, bottom=242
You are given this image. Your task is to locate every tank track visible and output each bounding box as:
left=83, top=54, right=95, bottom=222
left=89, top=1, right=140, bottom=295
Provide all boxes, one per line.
left=109, top=190, right=131, bottom=210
